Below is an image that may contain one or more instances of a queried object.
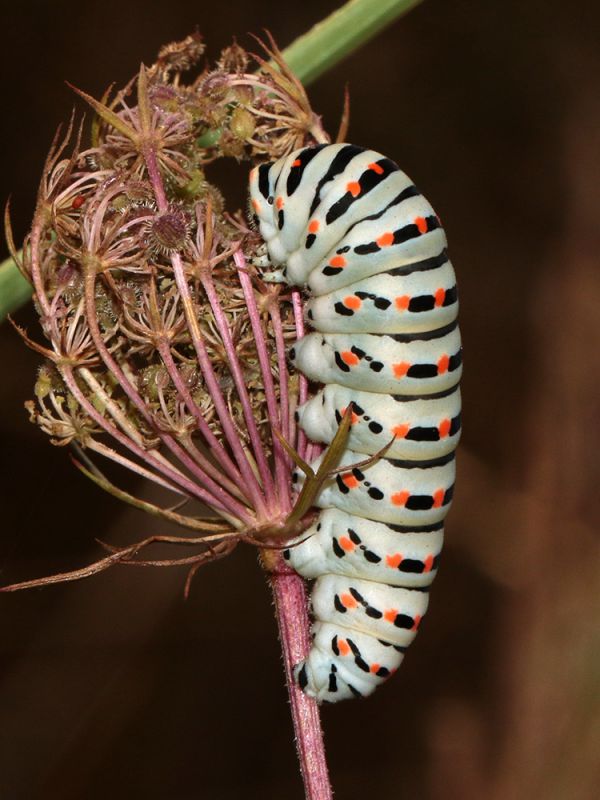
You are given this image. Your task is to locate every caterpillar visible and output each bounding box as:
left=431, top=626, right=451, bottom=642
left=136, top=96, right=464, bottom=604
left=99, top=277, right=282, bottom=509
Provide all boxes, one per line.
left=249, top=143, right=461, bottom=703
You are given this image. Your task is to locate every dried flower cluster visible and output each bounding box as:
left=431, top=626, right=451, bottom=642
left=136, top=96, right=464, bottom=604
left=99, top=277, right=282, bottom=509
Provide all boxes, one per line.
left=6, top=34, right=341, bottom=587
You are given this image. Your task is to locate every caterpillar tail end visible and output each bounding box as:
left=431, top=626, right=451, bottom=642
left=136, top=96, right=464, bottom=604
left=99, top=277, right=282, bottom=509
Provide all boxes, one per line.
left=294, top=659, right=359, bottom=704
left=293, top=620, right=407, bottom=703
left=293, top=654, right=375, bottom=704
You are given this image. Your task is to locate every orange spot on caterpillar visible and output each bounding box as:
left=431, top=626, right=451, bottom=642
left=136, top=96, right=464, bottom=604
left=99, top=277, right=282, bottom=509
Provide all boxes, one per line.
left=340, top=350, right=359, bottom=366
left=392, top=362, right=410, bottom=378
left=438, top=418, right=451, bottom=438
left=343, top=295, right=362, bottom=310
left=341, top=473, right=359, bottom=490
left=377, top=231, right=394, bottom=247
left=251, top=199, right=261, bottom=213
left=391, top=491, right=410, bottom=506
left=423, top=554, right=434, bottom=573
left=338, top=639, right=350, bottom=656
left=340, top=593, right=358, bottom=609
left=275, top=196, right=285, bottom=210
left=249, top=167, right=258, bottom=180
left=368, top=162, right=384, bottom=174
left=432, top=489, right=445, bottom=508
left=340, top=406, right=360, bottom=424
left=370, top=663, right=382, bottom=674
left=71, top=195, right=85, bottom=210
left=412, top=614, right=422, bottom=631
left=386, top=553, right=403, bottom=569
left=392, top=424, right=410, bottom=438
left=339, top=536, right=356, bottom=551
left=384, top=609, right=398, bottom=623
left=395, top=295, right=410, bottom=311
left=437, top=354, right=450, bottom=374
left=329, top=255, right=347, bottom=268
left=414, top=216, right=428, bottom=234
left=308, top=219, right=320, bottom=233
left=347, top=181, right=361, bottom=197
left=434, top=288, right=446, bottom=307
left=292, top=159, right=302, bottom=167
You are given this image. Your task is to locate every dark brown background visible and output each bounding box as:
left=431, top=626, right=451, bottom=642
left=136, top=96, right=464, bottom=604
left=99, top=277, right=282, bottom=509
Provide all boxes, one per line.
left=1, top=1, right=598, bottom=798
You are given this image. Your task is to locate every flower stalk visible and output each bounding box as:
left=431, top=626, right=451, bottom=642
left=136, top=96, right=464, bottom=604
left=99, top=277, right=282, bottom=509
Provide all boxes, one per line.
left=284, top=0, right=424, bottom=86
left=270, top=564, right=333, bottom=800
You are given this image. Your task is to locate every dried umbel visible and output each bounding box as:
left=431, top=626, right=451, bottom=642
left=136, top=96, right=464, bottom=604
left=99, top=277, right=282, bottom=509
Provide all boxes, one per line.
left=6, top=34, right=344, bottom=586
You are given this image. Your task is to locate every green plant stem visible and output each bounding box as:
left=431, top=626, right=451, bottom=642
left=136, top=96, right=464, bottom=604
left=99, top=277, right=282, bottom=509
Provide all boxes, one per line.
left=284, top=0, right=424, bottom=86
left=0, top=256, right=31, bottom=320
left=0, top=0, right=423, bottom=324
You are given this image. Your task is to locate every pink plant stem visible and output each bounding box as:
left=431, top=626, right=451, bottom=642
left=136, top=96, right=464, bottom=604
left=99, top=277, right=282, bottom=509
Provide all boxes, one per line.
left=29, top=220, right=52, bottom=320
left=53, top=171, right=108, bottom=208
left=62, top=366, right=252, bottom=525
left=176, top=439, right=246, bottom=505
left=230, top=75, right=292, bottom=104
left=144, top=139, right=270, bottom=517
left=155, top=338, right=249, bottom=499
left=143, top=146, right=169, bottom=212
left=305, top=442, right=324, bottom=464
left=87, top=440, right=188, bottom=495
left=234, top=251, right=288, bottom=509
left=80, top=273, right=251, bottom=520
left=269, top=559, right=333, bottom=800
left=200, top=271, right=277, bottom=510
left=169, top=252, right=269, bottom=515
left=255, top=275, right=331, bottom=797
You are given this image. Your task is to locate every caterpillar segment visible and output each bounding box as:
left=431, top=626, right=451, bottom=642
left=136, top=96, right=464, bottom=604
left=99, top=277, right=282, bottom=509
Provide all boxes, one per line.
left=249, top=144, right=461, bottom=702
left=292, top=449, right=455, bottom=527
left=297, top=384, right=461, bottom=461
left=305, top=255, right=458, bottom=335
left=289, top=323, right=462, bottom=395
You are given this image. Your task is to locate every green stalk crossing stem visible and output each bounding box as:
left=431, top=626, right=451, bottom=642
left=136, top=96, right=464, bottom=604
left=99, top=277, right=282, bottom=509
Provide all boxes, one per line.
left=0, top=258, right=31, bottom=320
left=285, top=0, right=423, bottom=86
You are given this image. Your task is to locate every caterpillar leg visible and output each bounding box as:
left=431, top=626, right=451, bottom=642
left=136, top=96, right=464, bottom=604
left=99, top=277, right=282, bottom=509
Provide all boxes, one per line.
left=250, top=243, right=287, bottom=282
left=260, top=267, right=287, bottom=283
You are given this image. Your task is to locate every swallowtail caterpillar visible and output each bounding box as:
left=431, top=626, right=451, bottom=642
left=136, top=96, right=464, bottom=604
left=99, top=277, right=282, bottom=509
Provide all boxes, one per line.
left=250, top=144, right=461, bottom=702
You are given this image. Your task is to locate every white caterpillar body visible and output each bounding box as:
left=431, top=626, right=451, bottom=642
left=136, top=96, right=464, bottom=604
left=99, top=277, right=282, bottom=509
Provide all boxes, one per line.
left=249, top=143, right=461, bottom=702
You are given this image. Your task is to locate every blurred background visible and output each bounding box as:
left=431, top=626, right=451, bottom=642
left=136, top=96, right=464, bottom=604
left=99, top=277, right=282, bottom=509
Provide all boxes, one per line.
left=1, top=0, right=598, bottom=797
